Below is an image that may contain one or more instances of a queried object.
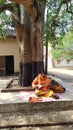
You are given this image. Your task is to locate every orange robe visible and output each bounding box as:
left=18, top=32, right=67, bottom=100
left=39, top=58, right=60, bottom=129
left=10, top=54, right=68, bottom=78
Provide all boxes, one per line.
left=32, top=73, right=51, bottom=88
left=32, top=73, right=54, bottom=97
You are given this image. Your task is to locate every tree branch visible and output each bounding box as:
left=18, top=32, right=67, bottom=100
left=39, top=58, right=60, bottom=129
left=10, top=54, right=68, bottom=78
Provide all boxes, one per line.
left=0, top=3, right=21, bottom=26
left=48, top=0, right=72, bottom=38
left=0, top=3, right=18, bottom=20
left=0, top=3, right=14, bottom=13
left=10, top=0, right=43, bottom=23
left=66, top=2, right=73, bottom=14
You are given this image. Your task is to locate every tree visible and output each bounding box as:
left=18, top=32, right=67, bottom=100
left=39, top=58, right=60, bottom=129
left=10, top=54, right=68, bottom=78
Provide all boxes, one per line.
left=44, top=0, right=73, bottom=46
left=61, top=29, right=73, bottom=59
left=0, top=0, right=46, bottom=86
left=44, top=0, right=73, bottom=69
left=52, top=29, right=73, bottom=60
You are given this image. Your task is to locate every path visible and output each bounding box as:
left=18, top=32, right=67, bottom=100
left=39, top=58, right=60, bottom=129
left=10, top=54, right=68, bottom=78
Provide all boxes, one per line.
left=48, top=67, right=73, bottom=87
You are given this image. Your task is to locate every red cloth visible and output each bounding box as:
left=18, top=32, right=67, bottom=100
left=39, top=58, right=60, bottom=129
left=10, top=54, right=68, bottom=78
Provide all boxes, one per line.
left=28, top=96, right=42, bottom=102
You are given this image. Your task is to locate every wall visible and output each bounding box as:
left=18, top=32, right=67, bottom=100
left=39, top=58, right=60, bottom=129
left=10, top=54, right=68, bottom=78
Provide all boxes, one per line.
left=43, top=45, right=73, bottom=69
left=0, top=37, right=19, bottom=73
left=54, top=59, right=73, bottom=68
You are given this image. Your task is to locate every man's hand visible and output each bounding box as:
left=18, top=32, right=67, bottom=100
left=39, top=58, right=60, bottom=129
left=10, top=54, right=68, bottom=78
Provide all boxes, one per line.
left=36, top=84, right=43, bottom=89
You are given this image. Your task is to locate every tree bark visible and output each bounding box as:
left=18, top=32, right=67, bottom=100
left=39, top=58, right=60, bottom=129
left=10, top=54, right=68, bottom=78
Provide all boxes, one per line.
left=15, top=10, right=32, bottom=86
left=10, top=0, right=46, bottom=86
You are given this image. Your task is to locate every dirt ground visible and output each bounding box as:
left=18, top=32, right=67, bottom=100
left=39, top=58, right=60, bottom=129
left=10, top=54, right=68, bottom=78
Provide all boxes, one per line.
left=0, top=67, right=73, bottom=88
left=48, top=67, right=73, bottom=87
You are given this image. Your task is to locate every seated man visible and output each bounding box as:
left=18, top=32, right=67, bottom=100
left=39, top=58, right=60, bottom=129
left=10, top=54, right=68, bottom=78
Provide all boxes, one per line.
left=32, top=73, right=65, bottom=98
left=32, top=73, right=54, bottom=97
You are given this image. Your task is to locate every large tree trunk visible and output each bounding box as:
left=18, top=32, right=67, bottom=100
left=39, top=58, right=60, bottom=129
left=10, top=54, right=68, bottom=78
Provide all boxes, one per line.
left=10, top=0, right=46, bottom=86
left=15, top=10, right=32, bottom=86
left=31, top=22, right=44, bottom=80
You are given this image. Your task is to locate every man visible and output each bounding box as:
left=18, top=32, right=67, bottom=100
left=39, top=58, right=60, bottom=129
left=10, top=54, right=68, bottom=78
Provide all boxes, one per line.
left=32, top=73, right=65, bottom=98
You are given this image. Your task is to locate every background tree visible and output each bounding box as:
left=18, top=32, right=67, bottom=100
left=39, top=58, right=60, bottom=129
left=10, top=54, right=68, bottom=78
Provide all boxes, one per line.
left=0, top=0, right=46, bottom=86
left=52, top=29, right=73, bottom=60
left=44, top=0, right=73, bottom=69
left=61, top=29, right=73, bottom=60
left=44, top=0, right=73, bottom=45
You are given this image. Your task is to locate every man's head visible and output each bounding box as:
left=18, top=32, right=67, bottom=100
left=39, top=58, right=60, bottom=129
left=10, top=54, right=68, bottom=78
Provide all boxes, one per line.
left=40, top=73, right=46, bottom=79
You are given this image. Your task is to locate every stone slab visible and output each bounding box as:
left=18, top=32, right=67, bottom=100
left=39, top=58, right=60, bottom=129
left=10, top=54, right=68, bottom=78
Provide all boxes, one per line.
left=0, top=79, right=13, bottom=90
left=1, top=86, right=33, bottom=92
left=0, top=97, right=73, bottom=113
left=0, top=110, right=73, bottom=128
left=0, top=126, right=73, bottom=130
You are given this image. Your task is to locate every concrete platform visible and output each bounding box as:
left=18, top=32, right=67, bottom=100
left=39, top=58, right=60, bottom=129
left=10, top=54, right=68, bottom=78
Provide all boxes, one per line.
left=0, top=110, right=73, bottom=129
left=0, top=76, right=73, bottom=129
left=0, top=79, right=13, bottom=90
left=0, top=75, right=73, bottom=113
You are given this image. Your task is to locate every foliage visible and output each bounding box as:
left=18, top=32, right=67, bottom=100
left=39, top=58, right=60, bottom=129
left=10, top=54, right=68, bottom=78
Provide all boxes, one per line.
left=44, top=0, right=73, bottom=47
left=0, top=0, right=73, bottom=42
left=62, top=29, right=73, bottom=46
left=52, top=43, right=63, bottom=59
left=0, top=0, right=6, bottom=4
left=44, top=0, right=73, bottom=60
left=0, top=12, right=12, bottom=38
left=51, top=30, right=73, bottom=60
left=62, top=29, right=73, bottom=59
left=0, top=0, right=17, bottom=38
